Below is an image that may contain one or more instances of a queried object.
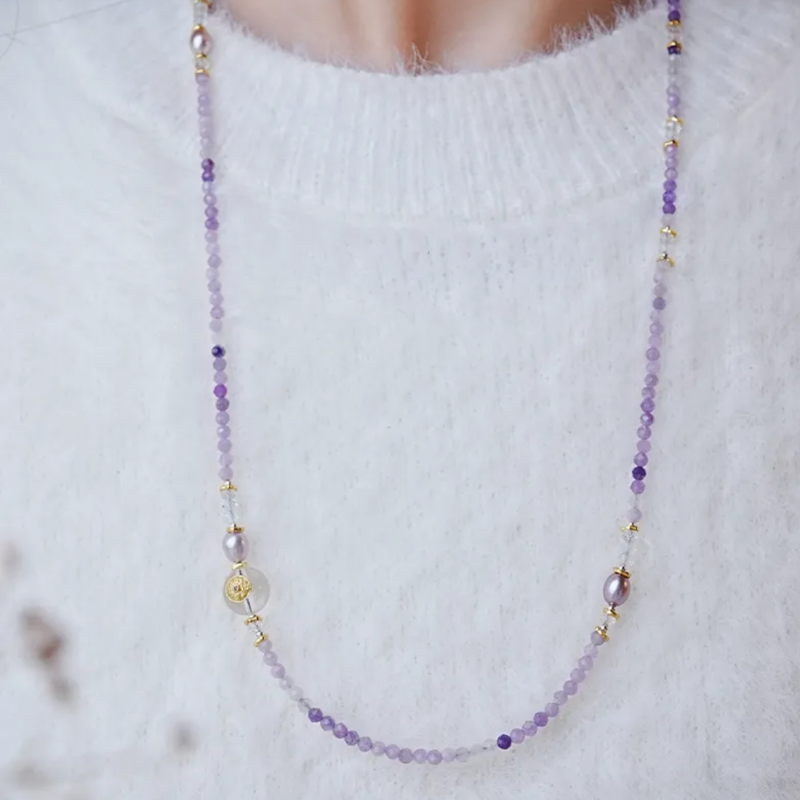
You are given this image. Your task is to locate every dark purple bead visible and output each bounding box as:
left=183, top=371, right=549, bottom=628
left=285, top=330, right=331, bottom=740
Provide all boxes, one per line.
left=216, top=397, right=230, bottom=411
left=205, top=218, right=220, bottom=231
left=668, top=44, right=681, bottom=55
left=214, top=384, right=227, bottom=398
left=653, top=297, right=667, bottom=310
left=640, top=413, right=654, bottom=425
left=211, top=345, right=225, bottom=358
left=344, top=730, right=359, bottom=746
left=663, top=179, right=677, bottom=192
left=533, top=711, right=549, bottom=728
left=632, top=466, right=647, bottom=480
left=668, top=9, right=681, bottom=21
left=663, top=202, right=677, bottom=214
left=308, top=708, right=323, bottom=723
left=201, top=170, right=214, bottom=182
left=497, top=734, right=512, bottom=750
left=641, top=398, right=655, bottom=413
left=201, top=158, right=215, bottom=170
left=663, top=191, right=676, bottom=203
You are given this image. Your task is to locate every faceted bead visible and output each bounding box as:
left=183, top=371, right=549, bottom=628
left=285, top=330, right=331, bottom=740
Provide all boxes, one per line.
left=455, top=747, right=470, bottom=763
left=603, top=572, right=631, bottom=606
left=554, top=690, right=568, bottom=705
left=522, top=720, right=537, bottom=736
left=399, top=748, right=413, bottom=764
left=333, top=723, right=348, bottom=739
left=578, top=656, right=593, bottom=671
left=546, top=702, right=560, bottom=718
left=223, top=565, right=270, bottom=614
left=320, top=716, right=334, bottom=731
left=385, top=744, right=400, bottom=760
left=372, top=741, right=386, bottom=756
left=358, top=736, right=373, bottom=752
left=345, top=731, right=359, bottom=746
left=563, top=680, right=579, bottom=695
left=220, top=488, right=241, bottom=526
left=308, top=708, right=323, bottom=723
left=570, top=667, right=585, bottom=683
left=510, top=728, right=525, bottom=743
left=533, top=712, right=549, bottom=727
left=441, top=748, right=456, bottom=762
left=427, top=749, right=442, bottom=764
left=413, top=748, right=427, bottom=763
left=497, top=734, right=512, bottom=749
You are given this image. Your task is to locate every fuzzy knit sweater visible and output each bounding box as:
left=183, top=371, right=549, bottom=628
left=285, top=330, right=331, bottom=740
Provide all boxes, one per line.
left=1, top=1, right=799, bottom=798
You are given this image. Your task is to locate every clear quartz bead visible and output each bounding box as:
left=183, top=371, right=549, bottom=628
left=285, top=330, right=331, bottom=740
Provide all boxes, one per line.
left=664, top=118, right=683, bottom=140
left=195, top=55, right=210, bottom=71
left=220, top=488, right=241, bottom=526
left=193, top=2, right=208, bottom=23
left=223, top=565, right=270, bottom=614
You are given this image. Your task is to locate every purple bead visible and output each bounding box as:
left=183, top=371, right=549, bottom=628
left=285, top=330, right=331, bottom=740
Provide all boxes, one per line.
left=545, top=702, right=560, bottom=718
left=372, top=741, right=386, bottom=756
left=668, top=9, right=681, bottom=21
left=413, top=748, right=427, bottom=763
left=570, top=667, right=585, bottom=683
left=219, top=467, right=233, bottom=481
left=202, top=171, right=214, bottom=182
left=662, top=202, right=677, bottom=214
left=210, top=306, right=224, bottom=319
left=427, top=749, right=442, bottom=765
left=637, top=426, right=652, bottom=439
left=632, top=466, right=647, bottom=480
left=650, top=320, right=664, bottom=335
left=398, top=748, right=413, bottom=764
left=641, top=388, right=656, bottom=401
left=603, top=572, right=632, bottom=605
left=332, top=723, right=348, bottom=739
left=204, top=191, right=216, bottom=204
left=270, top=664, right=285, bottom=679
left=214, top=373, right=228, bottom=387
left=654, top=284, right=667, bottom=298
left=645, top=373, right=659, bottom=387
left=668, top=44, right=681, bottom=55
left=219, top=453, right=234, bottom=467
left=214, top=384, right=227, bottom=398
left=358, top=736, right=373, bottom=752
left=208, top=280, right=222, bottom=293
left=441, top=748, right=456, bottom=762
left=665, top=167, right=678, bottom=180
left=646, top=360, right=661, bottom=375
left=217, top=425, right=230, bottom=438
left=637, top=439, right=652, bottom=453
left=584, top=643, right=599, bottom=658
left=522, top=720, right=537, bottom=736
left=663, top=192, right=676, bottom=204
left=208, top=254, right=222, bottom=268
left=205, top=231, right=218, bottom=244
left=591, top=631, right=605, bottom=646
left=205, top=206, right=218, bottom=218
left=554, top=690, right=568, bottom=705
left=578, top=656, right=594, bottom=671
left=563, top=680, right=579, bottom=695
left=653, top=297, right=667, bottom=310
left=216, top=398, right=229, bottom=411
left=385, top=744, right=400, bottom=760
left=631, top=480, right=646, bottom=494
left=510, top=728, right=525, bottom=743
left=320, top=716, right=334, bottom=731
left=646, top=347, right=660, bottom=361
left=201, top=159, right=214, bottom=170
left=641, top=398, right=655, bottom=412
left=627, top=505, right=643, bottom=522
left=308, top=708, right=323, bottom=723
left=497, top=734, right=512, bottom=750
left=218, top=439, right=232, bottom=453
left=213, top=357, right=227, bottom=371
left=205, top=218, right=219, bottom=231
left=640, top=413, right=654, bottom=425
left=345, top=731, right=359, bottom=746
left=211, top=345, right=225, bottom=357
left=216, top=411, right=230, bottom=425
left=663, top=179, right=677, bottom=192
left=533, top=712, right=549, bottom=728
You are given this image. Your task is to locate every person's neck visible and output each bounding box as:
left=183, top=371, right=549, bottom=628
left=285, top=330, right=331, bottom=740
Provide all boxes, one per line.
left=223, top=0, right=635, bottom=71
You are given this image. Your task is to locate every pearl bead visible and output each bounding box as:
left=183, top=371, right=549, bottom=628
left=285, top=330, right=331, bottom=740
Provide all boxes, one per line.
left=222, top=565, right=270, bottom=614
left=603, top=572, right=631, bottom=606
left=222, top=532, right=248, bottom=562
left=190, top=25, right=213, bottom=55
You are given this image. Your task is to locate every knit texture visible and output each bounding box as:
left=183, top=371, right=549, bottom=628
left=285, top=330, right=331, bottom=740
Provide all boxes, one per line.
left=1, top=1, right=799, bottom=798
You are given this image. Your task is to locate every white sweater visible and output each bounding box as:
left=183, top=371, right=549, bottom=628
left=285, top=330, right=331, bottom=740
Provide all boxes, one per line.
left=1, top=1, right=799, bottom=798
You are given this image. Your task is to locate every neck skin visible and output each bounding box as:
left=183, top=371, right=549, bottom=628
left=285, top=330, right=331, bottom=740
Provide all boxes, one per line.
left=223, top=0, right=635, bottom=71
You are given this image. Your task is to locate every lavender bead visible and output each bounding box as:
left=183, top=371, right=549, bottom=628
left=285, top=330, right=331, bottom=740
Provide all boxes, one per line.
left=345, top=731, right=359, bottom=746
left=208, top=253, right=222, bottom=267
left=372, top=741, right=386, bottom=756
left=554, top=690, right=568, bottom=706
left=216, top=411, right=230, bottom=425
left=510, top=728, right=525, bottom=744
left=399, top=748, right=413, bottom=764
left=214, top=371, right=228, bottom=385
left=533, top=712, right=549, bottom=728
left=320, top=716, right=334, bottom=731
left=546, top=702, right=560, bottom=718
left=270, top=664, right=286, bottom=679
left=584, top=643, right=599, bottom=658
left=385, top=744, right=400, bottom=760
left=358, top=736, right=373, bottom=752
left=637, top=426, right=652, bottom=439
left=631, top=480, right=645, bottom=494
left=222, top=531, right=248, bottom=562
left=627, top=505, right=643, bottom=522
left=603, top=571, right=632, bottom=605
left=645, top=373, right=659, bottom=387
left=332, top=723, right=348, bottom=739
left=210, top=306, right=224, bottom=319
left=441, top=748, right=456, bottom=762
left=563, top=680, right=579, bottom=695
left=217, top=425, right=230, bottom=438
left=522, top=720, right=538, bottom=736
left=214, top=384, right=227, bottom=398
left=641, top=398, right=655, bottom=412
left=218, top=439, right=232, bottom=453
left=308, top=708, right=323, bottom=723
left=578, top=656, right=594, bottom=672
left=653, top=296, right=667, bottom=310
left=413, top=748, right=427, bottom=764
left=663, top=202, right=676, bottom=214
left=640, top=413, right=654, bottom=426
left=591, top=631, right=605, bottom=646
left=205, top=205, right=218, bottom=218
left=570, top=667, right=585, bottom=684
left=455, top=747, right=470, bottom=763
left=427, top=749, right=442, bottom=765
left=216, top=397, right=229, bottom=411
left=219, top=467, right=233, bottom=481
left=646, top=347, right=660, bottom=361
left=213, top=357, right=227, bottom=371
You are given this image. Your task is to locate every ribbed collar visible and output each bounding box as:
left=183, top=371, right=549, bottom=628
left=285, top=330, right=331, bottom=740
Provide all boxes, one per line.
left=63, top=0, right=798, bottom=221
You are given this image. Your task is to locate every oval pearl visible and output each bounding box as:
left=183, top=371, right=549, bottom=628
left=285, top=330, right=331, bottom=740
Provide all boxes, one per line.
left=222, top=532, right=249, bottom=562
left=603, top=572, right=631, bottom=606
left=223, top=565, right=270, bottom=614
left=190, top=25, right=213, bottom=55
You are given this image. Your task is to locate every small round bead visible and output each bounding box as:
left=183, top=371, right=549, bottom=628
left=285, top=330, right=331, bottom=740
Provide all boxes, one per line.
left=441, top=747, right=456, bottom=762
left=399, top=748, right=413, bottom=764
left=214, top=384, right=227, bottom=398
left=533, top=712, right=549, bottom=728
left=211, top=345, right=225, bottom=357
left=216, top=411, right=230, bottom=425
left=413, top=748, right=427, bottom=764
left=257, top=638, right=272, bottom=653
left=218, top=438, right=232, bottom=453
left=222, top=531, right=248, bottom=562
left=358, top=736, right=373, bottom=752
left=270, top=664, right=286, bottom=679
left=631, top=480, right=646, bottom=494
left=219, top=453, right=234, bottom=466
left=469, top=743, right=484, bottom=756
left=641, top=398, right=655, bottom=412
left=640, top=413, right=654, bottom=425
left=216, top=397, right=229, bottom=411
left=584, top=643, right=599, bottom=658
left=210, top=305, right=224, bottom=319
left=320, top=716, right=334, bottom=731
left=372, top=741, right=386, bottom=756
left=554, top=690, right=568, bottom=705
left=510, top=728, right=525, bottom=744
left=332, top=723, right=348, bottom=739
left=571, top=667, right=585, bottom=683
left=455, top=747, right=470, bottom=763
left=653, top=296, right=667, bottom=310
left=578, top=656, right=594, bottom=671
left=632, top=466, right=647, bottom=480
left=545, top=702, right=560, bottom=718
left=646, top=347, right=660, bottom=361
left=564, top=680, right=579, bottom=695
left=646, top=360, right=661, bottom=375
left=345, top=731, right=359, bottom=746
left=627, top=505, right=643, bottom=522
left=288, top=686, right=304, bottom=701
left=308, top=708, right=323, bottom=723
left=217, top=425, right=230, bottom=438
left=385, top=744, right=400, bottom=760
left=522, top=720, right=537, bottom=736
left=497, top=734, right=512, bottom=750
left=645, top=373, right=659, bottom=387
left=637, top=439, right=652, bottom=453
left=218, top=467, right=233, bottom=481
left=427, top=749, right=442, bottom=765
left=591, top=631, right=605, bottom=646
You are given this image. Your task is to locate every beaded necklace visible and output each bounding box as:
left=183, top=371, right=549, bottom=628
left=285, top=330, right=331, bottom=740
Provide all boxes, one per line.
left=188, top=0, right=685, bottom=765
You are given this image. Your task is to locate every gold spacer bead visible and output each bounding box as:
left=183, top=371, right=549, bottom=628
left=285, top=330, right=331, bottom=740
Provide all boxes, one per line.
left=620, top=523, right=639, bottom=532
left=220, top=481, right=238, bottom=492
left=196, top=0, right=212, bottom=6
left=194, top=52, right=209, bottom=60
left=195, top=68, right=210, bottom=76
left=192, top=24, right=208, bottom=34
left=229, top=561, right=247, bottom=571
left=667, top=40, right=683, bottom=52
left=227, top=524, right=245, bottom=534
left=253, top=633, right=269, bottom=647
left=663, top=139, right=679, bottom=149
left=668, top=115, right=684, bottom=126
left=613, top=566, right=631, bottom=579
left=658, top=253, right=675, bottom=267
left=244, top=615, right=262, bottom=625
left=668, top=19, right=681, bottom=27
left=594, top=625, right=610, bottom=642
left=660, top=226, right=677, bottom=238
left=604, top=606, right=620, bottom=620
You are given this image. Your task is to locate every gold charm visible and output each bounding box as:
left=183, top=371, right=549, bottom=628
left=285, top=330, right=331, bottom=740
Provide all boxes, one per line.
left=225, top=573, right=252, bottom=603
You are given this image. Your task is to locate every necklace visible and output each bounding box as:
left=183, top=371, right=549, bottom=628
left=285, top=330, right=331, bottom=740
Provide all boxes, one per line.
left=187, top=0, right=684, bottom=765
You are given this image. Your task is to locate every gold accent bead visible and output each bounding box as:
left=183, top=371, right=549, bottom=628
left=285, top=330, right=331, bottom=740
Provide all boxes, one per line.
left=594, top=625, right=610, bottom=642
left=192, top=24, right=207, bottom=34
left=613, top=567, right=631, bottom=579
left=660, top=226, right=677, bottom=238
left=663, top=139, right=679, bottom=149
left=220, top=481, right=238, bottom=492
left=227, top=524, right=245, bottom=534
left=668, top=116, right=684, bottom=126
left=229, top=561, right=247, bottom=571
left=658, top=253, right=675, bottom=267
left=196, top=0, right=212, bottom=7
left=253, top=633, right=269, bottom=647
left=224, top=573, right=252, bottom=603
left=604, top=606, right=620, bottom=620
left=194, top=52, right=209, bottom=60
left=668, top=19, right=682, bottom=27
left=195, top=68, right=210, bottom=76
left=620, top=523, right=639, bottom=532
left=244, top=615, right=262, bottom=625
left=667, top=40, right=682, bottom=53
